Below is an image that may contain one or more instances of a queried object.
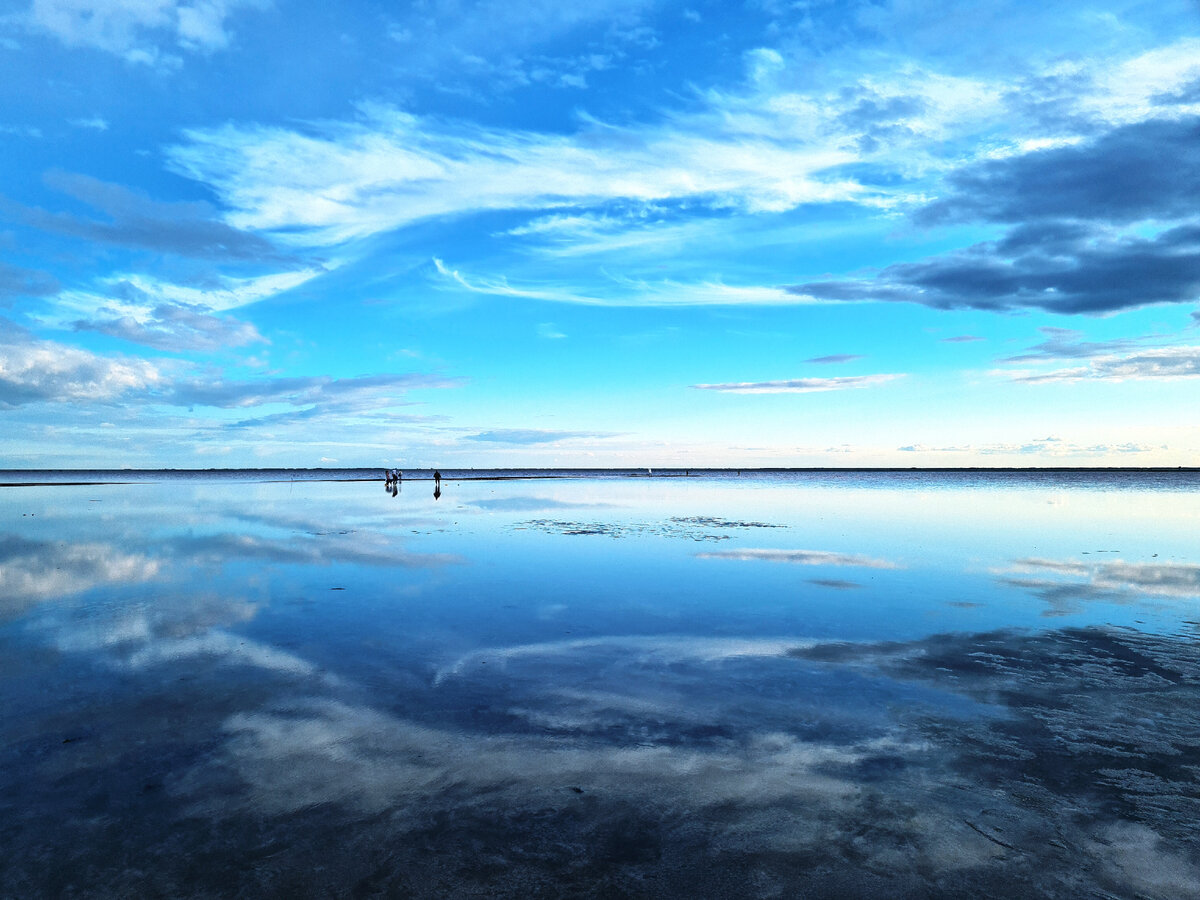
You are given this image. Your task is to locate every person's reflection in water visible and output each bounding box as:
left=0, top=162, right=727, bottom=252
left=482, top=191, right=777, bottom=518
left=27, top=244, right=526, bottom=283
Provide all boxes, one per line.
left=433, top=484, right=441, bottom=501
left=392, top=481, right=399, bottom=498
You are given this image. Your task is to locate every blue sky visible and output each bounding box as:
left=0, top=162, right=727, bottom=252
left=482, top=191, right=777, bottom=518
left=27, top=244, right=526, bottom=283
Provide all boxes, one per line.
left=1, top=0, right=1198, bottom=468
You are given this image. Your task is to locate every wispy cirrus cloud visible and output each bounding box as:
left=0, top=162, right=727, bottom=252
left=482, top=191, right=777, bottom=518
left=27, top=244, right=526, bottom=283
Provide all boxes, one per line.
left=433, top=257, right=803, bottom=307
left=803, top=354, right=863, bottom=364
left=48, top=269, right=326, bottom=335
left=465, top=428, right=616, bottom=445
left=157, top=39, right=1200, bottom=269
left=165, top=99, right=868, bottom=247
left=1000, top=346, right=1200, bottom=384
left=165, top=371, right=465, bottom=410
left=1000, top=326, right=1142, bottom=362
left=690, top=374, right=903, bottom=394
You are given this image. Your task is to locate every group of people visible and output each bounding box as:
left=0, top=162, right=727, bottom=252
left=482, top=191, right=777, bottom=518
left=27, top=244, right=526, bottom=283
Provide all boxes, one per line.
left=382, top=468, right=442, bottom=499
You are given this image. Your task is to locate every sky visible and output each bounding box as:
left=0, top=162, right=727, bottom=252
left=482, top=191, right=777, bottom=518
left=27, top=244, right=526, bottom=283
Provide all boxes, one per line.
left=1, top=0, right=1199, bottom=469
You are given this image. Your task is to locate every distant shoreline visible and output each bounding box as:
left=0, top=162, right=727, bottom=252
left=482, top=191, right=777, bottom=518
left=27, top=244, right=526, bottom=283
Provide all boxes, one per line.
left=2, top=466, right=1198, bottom=488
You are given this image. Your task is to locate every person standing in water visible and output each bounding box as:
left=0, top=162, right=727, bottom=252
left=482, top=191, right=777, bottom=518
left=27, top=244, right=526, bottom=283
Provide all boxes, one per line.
left=433, top=470, right=441, bottom=487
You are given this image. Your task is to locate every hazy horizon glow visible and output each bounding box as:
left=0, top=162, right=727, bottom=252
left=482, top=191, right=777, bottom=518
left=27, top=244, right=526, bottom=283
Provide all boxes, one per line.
left=1, top=1, right=1198, bottom=467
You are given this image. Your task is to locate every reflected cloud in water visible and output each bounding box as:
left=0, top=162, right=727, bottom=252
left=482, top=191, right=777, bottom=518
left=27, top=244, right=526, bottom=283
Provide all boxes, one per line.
left=3, top=474, right=1200, bottom=897
left=468, top=495, right=616, bottom=511
left=696, top=548, right=901, bottom=568
left=998, top=557, right=1200, bottom=615
left=0, top=534, right=161, bottom=619
left=169, top=530, right=461, bottom=569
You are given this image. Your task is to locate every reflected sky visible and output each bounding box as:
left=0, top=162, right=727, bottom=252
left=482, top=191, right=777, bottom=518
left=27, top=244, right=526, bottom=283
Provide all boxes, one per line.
left=2, top=473, right=1199, bottom=897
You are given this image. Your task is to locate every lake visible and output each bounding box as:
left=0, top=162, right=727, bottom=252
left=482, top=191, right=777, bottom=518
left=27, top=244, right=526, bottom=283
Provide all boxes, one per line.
left=2, top=470, right=1199, bottom=897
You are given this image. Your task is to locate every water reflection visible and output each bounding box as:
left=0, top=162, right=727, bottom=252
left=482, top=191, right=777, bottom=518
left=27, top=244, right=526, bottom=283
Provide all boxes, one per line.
left=696, top=548, right=900, bottom=568
left=0, top=534, right=160, bottom=620
left=1, top=473, right=1199, bottom=897
left=998, top=557, right=1200, bottom=616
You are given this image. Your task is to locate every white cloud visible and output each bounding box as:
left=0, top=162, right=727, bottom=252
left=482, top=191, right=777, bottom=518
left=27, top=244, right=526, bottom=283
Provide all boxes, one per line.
left=69, top=115, right=109, bottom=130
left=167, top=101, right=866, bottom=247
left=691, top=374, right=904, bottom=393
left=1000, top=346, right=1200, bottom=383
left=24, top=0, right=266, bottom=61
left=433, top=257, right=805, bottom=307
left=54, top=267, right=323, bottom=319
left=1083, top=38, right=1200, bottom=123
left=156, top=36, right=1200, bottom=259
left=0, top=328, right=162, bottom=407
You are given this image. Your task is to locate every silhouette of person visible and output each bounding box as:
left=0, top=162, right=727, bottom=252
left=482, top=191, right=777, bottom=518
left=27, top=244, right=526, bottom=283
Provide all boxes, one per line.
left=433, top=484, right=441, bottom=501
left=434, top=470, right=441, bottom=487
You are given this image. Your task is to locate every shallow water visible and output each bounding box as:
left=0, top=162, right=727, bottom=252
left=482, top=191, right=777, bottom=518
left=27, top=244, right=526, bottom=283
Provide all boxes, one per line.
left=2, top=472, right=1199, bottom=897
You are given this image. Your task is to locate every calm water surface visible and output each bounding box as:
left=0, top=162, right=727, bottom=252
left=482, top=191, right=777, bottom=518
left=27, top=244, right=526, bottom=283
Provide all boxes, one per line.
left=2, top=472, right=1199, bottom=897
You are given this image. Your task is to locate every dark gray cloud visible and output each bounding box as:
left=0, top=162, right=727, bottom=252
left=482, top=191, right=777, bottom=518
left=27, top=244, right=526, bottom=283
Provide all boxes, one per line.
left=4, top=171, right=293, bottom=263
left=74, top=301, right=265, bottom=352
left=793, top=222, right=1200, bottom=313
left=465, top=428, right=610, bottom=444
left=0, top=262, right=59, bottom=302
left=794, top=117, right=1200, bottom=315
left=918, top=116, right=1200, bottom=226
